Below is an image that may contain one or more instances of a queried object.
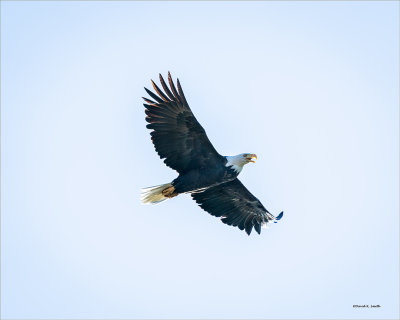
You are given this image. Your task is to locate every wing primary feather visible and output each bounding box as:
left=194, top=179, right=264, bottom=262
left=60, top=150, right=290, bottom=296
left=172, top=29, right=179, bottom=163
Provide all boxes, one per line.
left=159, top=74, right=175, bottom=101
left=144, top=87, right=164, bottom=103
left=151, top=80, right=170, bottom=102
left=144, top=105, right=178, bottom=118
left=176, top=78, right=189, bottom=107
left=254, top=223, right=261, bottom=234
left=168, top=71, right=182, bottom=103
left=142, top=97, right=156, bottom=104
left=244, top=213, right=254, bottom=235
left=245, top=223, right=253, bottom=235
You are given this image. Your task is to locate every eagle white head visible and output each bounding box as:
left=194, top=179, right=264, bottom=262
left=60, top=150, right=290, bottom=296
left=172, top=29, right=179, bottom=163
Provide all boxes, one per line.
left=225, top=153, right=257, bottom=173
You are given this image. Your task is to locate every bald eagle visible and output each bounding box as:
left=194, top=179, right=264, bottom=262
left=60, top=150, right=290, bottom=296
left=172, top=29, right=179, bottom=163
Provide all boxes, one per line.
left=141, top=72, right=283, bottom=235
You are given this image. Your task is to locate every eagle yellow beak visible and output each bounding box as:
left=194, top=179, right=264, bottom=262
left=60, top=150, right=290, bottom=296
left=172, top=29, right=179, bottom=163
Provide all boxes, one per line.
left=247, top=154, right=257, bottom=163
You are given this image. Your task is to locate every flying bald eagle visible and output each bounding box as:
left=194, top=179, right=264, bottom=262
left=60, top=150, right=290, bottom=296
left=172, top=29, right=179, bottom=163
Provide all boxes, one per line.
left=141, top=72, right=283, bottom=235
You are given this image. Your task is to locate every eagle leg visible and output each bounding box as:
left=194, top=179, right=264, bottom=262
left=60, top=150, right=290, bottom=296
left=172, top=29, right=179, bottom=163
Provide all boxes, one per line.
left=162, top=185, right=178, bottom=198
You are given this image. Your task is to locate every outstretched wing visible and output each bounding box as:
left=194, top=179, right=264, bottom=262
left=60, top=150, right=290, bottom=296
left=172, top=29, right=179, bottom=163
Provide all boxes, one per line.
left=192, top=179, right=284, bottom=235
left=143, top=72, right=223, bottom=174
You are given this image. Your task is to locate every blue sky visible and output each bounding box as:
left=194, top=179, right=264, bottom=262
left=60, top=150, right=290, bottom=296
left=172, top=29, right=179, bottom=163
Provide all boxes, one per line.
left=1, top=1, right=399, bottom=319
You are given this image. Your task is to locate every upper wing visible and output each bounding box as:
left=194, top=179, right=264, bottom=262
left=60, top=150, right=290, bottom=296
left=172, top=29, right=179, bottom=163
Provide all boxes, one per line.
left=143, top=72, right=223, bottom=173
left=191, top=179, right=283, bottom=235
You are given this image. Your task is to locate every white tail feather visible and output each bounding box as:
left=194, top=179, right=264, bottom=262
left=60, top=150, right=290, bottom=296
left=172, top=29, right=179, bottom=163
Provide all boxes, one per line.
left=141, top=183, right=172, bottom=204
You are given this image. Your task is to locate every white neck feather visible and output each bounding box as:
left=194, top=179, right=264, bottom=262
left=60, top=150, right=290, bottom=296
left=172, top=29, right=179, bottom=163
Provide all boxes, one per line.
left=225, top=154, right=246, bottom=174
